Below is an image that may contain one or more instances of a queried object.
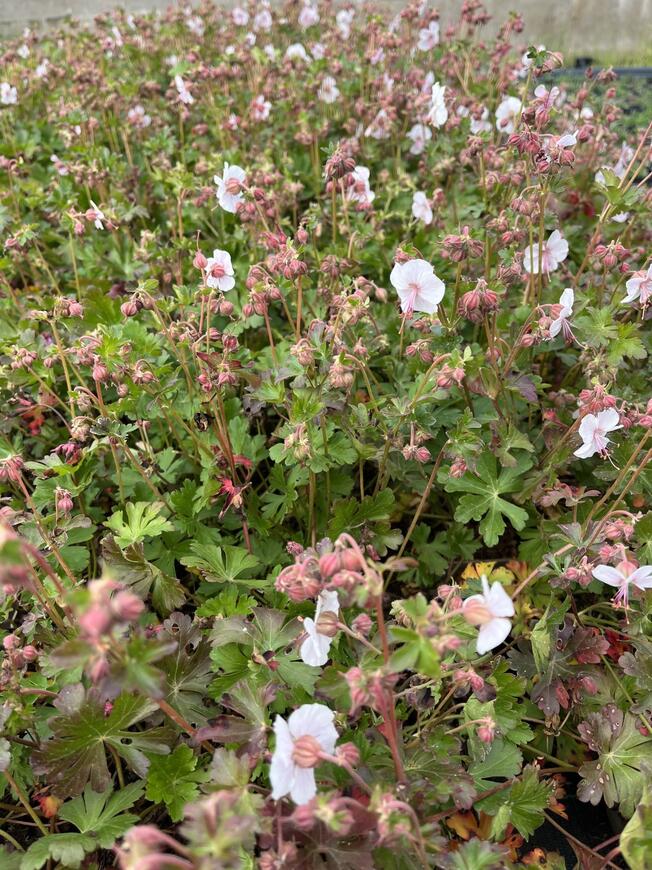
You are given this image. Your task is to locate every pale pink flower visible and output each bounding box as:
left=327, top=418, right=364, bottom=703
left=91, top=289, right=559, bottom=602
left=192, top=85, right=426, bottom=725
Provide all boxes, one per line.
left=346, top=166, right=375, bottom=206
left=270, top=704, right=338, bottom=804
left=523, top=229, right=568, bottom=275
left=253, top=7, right=272, bottom=31
left=623, top=263, right=652, bottom=306
left=298, top=3, right=319, bottom=29
left=549, top=287, right=574, bottom=339
left=204, top=249, right=235, bottom=293
left=87, top=200, right=106, bottom=230
left=412, top=192, right=433, bottom=225
left=174, top=75, right=193, bottom=105
left=285, top=43, right=309, bottom=62
left=470, top=107, right=492, bottom=135
left=336, top=9, right=354, bottom=39
left=127, top=105, right=151, bottom=128
left=592, top=562, right=652, bottom=607
left=407, top=123, right=431, bottom=155
left=462, top=576, right=514, bottom=655
left=232, top=7, right=249, bottom=26
left=251, top=95, right=271, bottom=122
left=214, top=163, right=246, bottom=213
left=390, top=259, right=445, bottom=315
left=417, top=21, right=440, bottom=51
left=495, top=96, right=522, bottom=134
left=365, top=109, right=391, bottom=140
left=574, top=408, right=622, bottom=459
left=300, top=590, right=340, bottom=666
left=427, top=82, right=448, bottom=128
left=0, top=83, right=18, bottom=105
left=319, top=76, right=340, bottom=104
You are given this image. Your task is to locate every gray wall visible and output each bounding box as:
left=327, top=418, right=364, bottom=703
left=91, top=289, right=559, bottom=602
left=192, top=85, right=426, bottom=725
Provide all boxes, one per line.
left=1, top=0, right=651, bottom=58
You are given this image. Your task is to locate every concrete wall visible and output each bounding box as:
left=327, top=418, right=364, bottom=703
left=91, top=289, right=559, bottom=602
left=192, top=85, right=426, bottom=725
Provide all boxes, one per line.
left=1, top=0, right=651, bottom=58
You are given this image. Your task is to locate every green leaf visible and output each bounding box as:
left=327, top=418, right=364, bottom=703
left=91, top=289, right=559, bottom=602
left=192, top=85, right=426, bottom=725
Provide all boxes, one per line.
left=146, top=744, right=208, bottom=822
left=57, top=782, right=143, bottom=847
left=620, top=778, right=652, bottom=870
left=20, top=834, right=94, bottom=870
left=181, top=543, right=262, bottom=586
left=469, top=739, right=522, bottom=792
left=578, top=706, right=652, bottom=817
left=104, top=501, right=174, bottom=547
left=441, top=453, right=531, bottom=546
left=32, top=688, right=171, bottom=796
left=479, top=765, right=552, bottom=840
left=101, top=535, right=186, bottom=615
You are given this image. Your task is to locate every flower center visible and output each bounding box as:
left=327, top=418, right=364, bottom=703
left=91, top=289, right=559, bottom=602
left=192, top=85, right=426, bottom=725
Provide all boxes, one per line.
left=292, top=734, right=322, bottom=768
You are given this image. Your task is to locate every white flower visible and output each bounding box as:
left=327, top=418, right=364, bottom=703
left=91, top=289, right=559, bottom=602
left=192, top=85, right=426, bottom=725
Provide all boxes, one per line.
left=365, top=109, right=391, bottom=140
left=0, top=83, right=18, bottom=105
left=427, top=82, right=448, bottom=128
left=495, top=96, right=522, bottom=134
left=35, top=60, right=49, bottom=78
left=204, top=249, right=235, bottom=292
left=311, top=42, right=325, bottom=61
left=18, top=45, right=30, bottom=59
left=285, top=43, right=309, bottom=63
left=336, top=9, right=354, bottom=39
left=390, top=259, right=445, bottom=315
left=523, top=229, right=568, bottom=275
left=519, top=44, right=545, bottom=77
left=127, top=105, right=151, bottom=128
left=298, top=3, right=319, bottom=29
left=549, top=287, right=574, bottom=339
left=463, top=576, right=514, bottom=655
left=232, top=7, right=249, bottom=25
left=407, top=123, right=431, bottom=155
left=50, top=155, right=68, bottom=176
left=300, top=590, right=339, bottom=666
left=470, top=107, right=492, bottom=135
left=186, top=15, right=204, bottom=37
left=346, top=165, right=375, bottom=206
left=253, top=8, right=273, bottom=31
left=592, top=562, right=652, bottom=607
left=214, top=163, right=246, bottom=213
left=89, top=200, right=105, bottom=230
left=174, top=75, right=193, bottom=105
left=556, top=132, right=577, bottom=149
left=412, top=192, right=433, bottom=225
left=319, top=76, right=340, bottom=104
left=574, top=408, right=621, bottom=459
left=270, top=704, right=338, bottom=805
left=623, top=263, right=652, bottom=306
left=417, top=21, right=440, bottom=51
left=251, top=95, right=271, bottom=122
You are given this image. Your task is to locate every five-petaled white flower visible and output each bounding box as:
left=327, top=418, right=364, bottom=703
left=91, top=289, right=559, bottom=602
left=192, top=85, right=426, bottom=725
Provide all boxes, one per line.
left=463, top=576, right=514, bottom=655
left=592, top=562, right=652, bottom=607
left=204, top=249, right=235, bottom=293
left=407, top=123, right=431, bottom=155
left=623, top=263, right=652, bottom=306
left=412, top=191, right=433, bottom=225
left=270, top=703, right=338, bottom=805
left=285, top=43, right=309, bottom=62
left=300, top=590, right=339, bottom=666
left=214, top=163, right=247, bottom=214
left=174, top=75, right=193, bottom=105
left=427, top=82, right=448, bottom=128
left=390, top=259, right=445, bottom=315
left=495, top=96, right=522, bottom=134
left=549, top=287, right=574, bottom=339
left=88, top=201, right=106, bottom=230
left=298, top=3, right=320, bottom=29
left=232, top=7, right=249, bottom=26
left=319, top=75, right=340, bottom=104
left=574, top=408, right=621, bottom=459
left=0, top=82, right=18, bottom=105
left=417, top=21, right=440, bottom=51
left=346, top=165, right=375, bottom=206
left=336, top=9, right=354, bottom=39
left=251, top=94, right=271, bottom=122
left=523, top=229, right=568, bottom=275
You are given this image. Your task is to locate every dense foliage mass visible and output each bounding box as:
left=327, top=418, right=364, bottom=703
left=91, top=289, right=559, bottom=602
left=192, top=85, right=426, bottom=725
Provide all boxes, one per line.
left=0, top=1, right=651, bottom=867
